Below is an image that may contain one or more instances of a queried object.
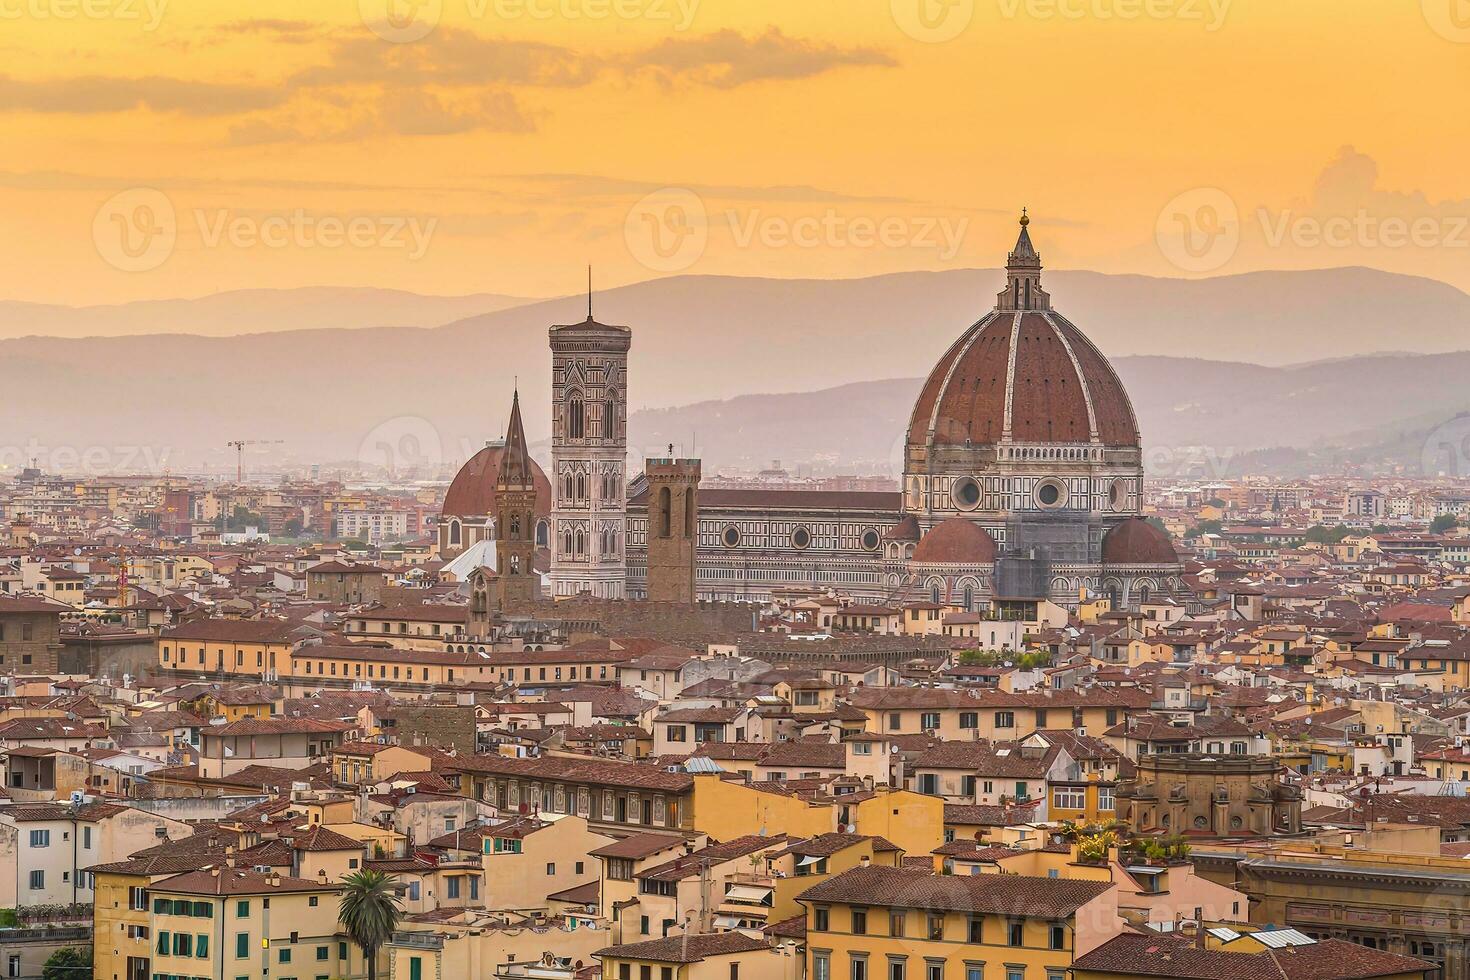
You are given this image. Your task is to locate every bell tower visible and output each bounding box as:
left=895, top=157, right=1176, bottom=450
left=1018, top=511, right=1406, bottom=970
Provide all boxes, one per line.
left=549, top=302, right=631, bottom=599
left=494, top=389, right=538, bottom=609
left=645, top=455, right=701, bottom=603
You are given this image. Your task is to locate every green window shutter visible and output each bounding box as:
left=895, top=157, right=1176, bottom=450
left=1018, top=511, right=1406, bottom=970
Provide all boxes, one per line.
left=157, top=931, right=170, bottom=955
left=154, top=898, right=168, bottom=914
left=197, top=934, right=210, bottom=958
left=237, top=900, right=250, bottom=917
left=196, top=901, right=213, bottom=918
left=237, top=933, right=250, bottom=958
left=410, top=957, right=423, bottom=980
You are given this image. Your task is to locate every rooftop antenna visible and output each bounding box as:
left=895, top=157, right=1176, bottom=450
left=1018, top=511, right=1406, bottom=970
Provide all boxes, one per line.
left=587, top=265, right=593, bottom=320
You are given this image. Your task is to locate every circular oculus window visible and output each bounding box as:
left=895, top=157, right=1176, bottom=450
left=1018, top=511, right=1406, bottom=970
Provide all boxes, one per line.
left=1035, top=479, right=1067, bottom=509
left=861, top=529, right=881, bottom=552
left=721, top=525, right=741, bottom=548
left=791, top=527, right=812, bottom=549
left=952, top=477, right=981, bottom=510
left=1109, top=479, right=1128, bottom=511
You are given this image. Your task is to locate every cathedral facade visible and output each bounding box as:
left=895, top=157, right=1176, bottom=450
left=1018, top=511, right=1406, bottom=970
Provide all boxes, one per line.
left=441, top=217, right=1186, bottom=611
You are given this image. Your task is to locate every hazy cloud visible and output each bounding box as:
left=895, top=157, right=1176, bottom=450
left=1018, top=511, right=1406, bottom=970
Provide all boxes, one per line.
left=0, top=25, right=895, bottom=139
left=0, top=74, right=286, bottom=116
left=628, top=27, right=895, bottom=88
left=1308, top=145, right=1470, bottom=217
left=290, top=27, right=600, bottom=90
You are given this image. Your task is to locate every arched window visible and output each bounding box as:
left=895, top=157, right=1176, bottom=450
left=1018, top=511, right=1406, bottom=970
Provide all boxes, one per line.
left=685, top=490, right=695, bottom=538
left=509, top=513, right=521, bottom=539
left=658, top=487, right=672, bottom=538
left=931, top=582, right=941, bottom=604
left=575, top=472, right=586, bottom=502
left=449, top=520, right=461, bottom=545
left=1138, top=585, right=1151, bottom=604
left=536, top=520, right=549, bottom=547
left=963, top=585, right=974, bottom=610
left=574, top=528, right=585, bottom=557
left=568, top=392, right=585, bottom=439
left=509, top=556, right=520, bottom=575
left=605, top=390, right=618, bottom=439
left=563, top=473, right=573, bottom=502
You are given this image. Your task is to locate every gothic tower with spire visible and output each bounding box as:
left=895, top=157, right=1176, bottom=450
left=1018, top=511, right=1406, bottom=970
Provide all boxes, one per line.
left=548, top=302, right=631, bottom=599
left=494, top=389, right=539, bottom=609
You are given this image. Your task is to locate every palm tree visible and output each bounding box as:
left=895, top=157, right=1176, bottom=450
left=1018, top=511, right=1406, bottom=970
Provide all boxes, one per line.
left=339, top=869, right=403, bottom=980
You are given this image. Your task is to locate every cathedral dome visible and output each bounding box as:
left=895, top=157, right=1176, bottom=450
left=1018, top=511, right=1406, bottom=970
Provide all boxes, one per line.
left=906, top=216, right=1139, bottom=451
left=912, top=518, right=998, bottom=564
left=442, top=444, right=552, bottom=518
left=1101, top=518, right=1178, bottom=564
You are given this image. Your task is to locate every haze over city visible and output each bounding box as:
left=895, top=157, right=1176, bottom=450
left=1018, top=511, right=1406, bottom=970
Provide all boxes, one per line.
left=3, top=5, right=1470, bottom=980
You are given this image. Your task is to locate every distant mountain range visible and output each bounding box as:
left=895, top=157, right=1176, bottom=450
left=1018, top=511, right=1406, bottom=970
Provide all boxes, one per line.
left=3, top=267, right=1470, bottom=478
left=0, top=287, right=534, bottom=340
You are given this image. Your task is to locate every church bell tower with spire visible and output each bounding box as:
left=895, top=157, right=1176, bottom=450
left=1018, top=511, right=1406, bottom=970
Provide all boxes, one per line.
left=548, top=280, right=631, bottom=599
left=494, top=389, right=539, bottom=609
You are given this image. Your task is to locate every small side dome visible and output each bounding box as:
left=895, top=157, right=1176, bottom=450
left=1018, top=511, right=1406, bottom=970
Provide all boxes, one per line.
left=1101, top=518, right=1178, bottom=564
left=885, top=515, right=921, bottom=542
left=912, top=519, right=998, bottom=564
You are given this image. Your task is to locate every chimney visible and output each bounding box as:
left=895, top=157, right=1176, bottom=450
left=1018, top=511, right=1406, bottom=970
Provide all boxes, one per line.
left=860, top=855, right=870, bottom=868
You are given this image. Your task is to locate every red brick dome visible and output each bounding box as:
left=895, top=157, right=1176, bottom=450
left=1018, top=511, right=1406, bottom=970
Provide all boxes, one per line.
left=907, top=309, right=1139, bottom=449
left=906, top=218, right=1138, bottom=451
left=912, top=518, right=997, bottom=564
left=442, top=445, right=551, bottom=519
left=1101, top=518, right=1178, bottom=564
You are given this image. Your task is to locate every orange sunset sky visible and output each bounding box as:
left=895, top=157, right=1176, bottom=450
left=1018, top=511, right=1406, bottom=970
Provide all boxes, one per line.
left=3, top=0, right=1469, bottom=308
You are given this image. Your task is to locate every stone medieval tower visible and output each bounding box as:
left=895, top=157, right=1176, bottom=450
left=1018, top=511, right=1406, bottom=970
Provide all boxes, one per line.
left=493, top=389, right=539, bottom=609
left=549, top=309, right=630, bottom=598
left=645, top=455, right=701, bottom=603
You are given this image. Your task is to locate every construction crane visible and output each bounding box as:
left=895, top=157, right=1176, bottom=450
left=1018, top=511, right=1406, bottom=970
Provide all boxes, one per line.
left=227, top=439, right=283, bottom=483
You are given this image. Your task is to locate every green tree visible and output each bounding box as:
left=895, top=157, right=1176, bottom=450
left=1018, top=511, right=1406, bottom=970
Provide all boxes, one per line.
left=1431, top=514, right=1460, bottom=534
left=1184, top=519, right=1222, bottom=539
left=339, top=869, right=403, bottom=980
left=283, top=518, right=304, bottom=536
left=226, top=505, right=264, bottom=531
left=41, top=946, right=92, bottom=980
left=1304, top=524, right=1350, bottom=544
